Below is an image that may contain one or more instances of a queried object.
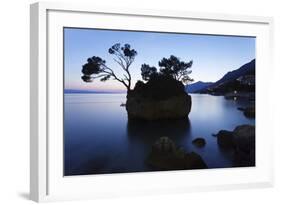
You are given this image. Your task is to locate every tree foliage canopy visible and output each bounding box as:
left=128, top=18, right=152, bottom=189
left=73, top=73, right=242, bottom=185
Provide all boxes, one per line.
left=140, top=64, right=157, bottom=81
left=81, top=43, right=137, bottom=91
left=81, top=43, right=193, bottom=92
left=140, top=55, right=193, bottom=84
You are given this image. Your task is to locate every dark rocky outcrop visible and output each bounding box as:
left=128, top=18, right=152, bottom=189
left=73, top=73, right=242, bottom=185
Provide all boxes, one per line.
left=126, top=75, right=192, bottom=120
left=192, top=138, right=206, bottom=147
left=233, top=125, right=255, bottom=166
left=215, top=125, right=255, bottom=167
left=215, top=130, right=235, bottom=148
left=184, top=152, right=208, bottom=169
left=147, top=137, right=207, bottom=170
left=238, top=106, right=255, bottom=118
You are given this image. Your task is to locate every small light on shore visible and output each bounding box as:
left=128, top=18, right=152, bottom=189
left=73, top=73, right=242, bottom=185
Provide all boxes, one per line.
left=234, top=90, right=237, bottom=94
left=234, top=97, right=237, bottom=100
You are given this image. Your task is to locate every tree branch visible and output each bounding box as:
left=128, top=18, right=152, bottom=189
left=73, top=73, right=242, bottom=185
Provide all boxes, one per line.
left=100, top=64, right=130, bottom=90
left=112, top=53, right=131, bottom=89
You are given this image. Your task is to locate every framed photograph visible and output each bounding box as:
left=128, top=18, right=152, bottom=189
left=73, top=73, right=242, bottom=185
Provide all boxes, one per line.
left=30, top=2, right=274, bottom=202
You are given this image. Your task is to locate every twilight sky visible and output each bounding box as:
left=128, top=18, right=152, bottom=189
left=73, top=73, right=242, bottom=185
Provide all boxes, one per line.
left=64, top=28, right=255, bottom=92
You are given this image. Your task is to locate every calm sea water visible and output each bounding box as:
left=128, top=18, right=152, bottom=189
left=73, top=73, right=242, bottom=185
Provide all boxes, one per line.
left=64, top=93, right=255, bottom=176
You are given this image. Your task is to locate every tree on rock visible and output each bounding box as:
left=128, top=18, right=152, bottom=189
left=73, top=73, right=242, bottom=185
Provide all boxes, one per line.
left=81, top=43, right=137, bottom=91
left=140, top=55, right=193, bottom=84
left=159, top=55, right=193, bottom=84
left=140, top=64, right=157, bottom=81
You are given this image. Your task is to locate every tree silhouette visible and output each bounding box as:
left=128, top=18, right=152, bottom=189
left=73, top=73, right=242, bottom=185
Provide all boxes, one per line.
left=81, top=43, right=137, bottom=91
left=159, top=55, right=193, bottom=84
left=140, top=55, right=193, bottom=84
left=140, top=64, right=157, bottom=81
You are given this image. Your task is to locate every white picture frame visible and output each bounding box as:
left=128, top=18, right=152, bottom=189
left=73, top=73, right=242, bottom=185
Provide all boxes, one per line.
left=30, top=2, right=274, bottom=202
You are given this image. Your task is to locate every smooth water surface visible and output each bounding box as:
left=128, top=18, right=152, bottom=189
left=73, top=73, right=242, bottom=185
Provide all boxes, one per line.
left=64, top=93, right=255, bottom=175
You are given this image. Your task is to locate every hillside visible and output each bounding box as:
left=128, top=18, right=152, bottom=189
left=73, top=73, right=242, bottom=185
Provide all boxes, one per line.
left=186, top=81, right=213, bottom=93
left=193, top=59, right=255, bottom=94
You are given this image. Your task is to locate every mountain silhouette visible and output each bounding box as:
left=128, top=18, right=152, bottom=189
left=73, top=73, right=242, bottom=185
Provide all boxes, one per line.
left=188, top=59, right=255, bottom=94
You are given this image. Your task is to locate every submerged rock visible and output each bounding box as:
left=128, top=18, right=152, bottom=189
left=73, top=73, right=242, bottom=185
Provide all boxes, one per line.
left=152, top=136, right=177, bottom=154
left=126, top=76, right=192, bottom=120
left=147, top=137, right=207, bottom=170
left=192, top=138, right=206, bottom=147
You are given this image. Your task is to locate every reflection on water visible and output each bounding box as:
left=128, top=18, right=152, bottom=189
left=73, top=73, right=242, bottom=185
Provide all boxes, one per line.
left=127, top=118, right=191, bottom=142
left=64, top=93, right=255, bottom=176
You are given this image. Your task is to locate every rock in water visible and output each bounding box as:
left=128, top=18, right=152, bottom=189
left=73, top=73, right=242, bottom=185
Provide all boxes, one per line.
left=126, top=94, right=191, bottom=120
left=184, top=152, right=207, bottom=169
left=237, top=106, right=255, bottom=118
left=216, top=130, right=234, bottom=148
left=126, top=76, right=192, bottom=120
left=192, top=138, right=206, bottom=147
left=243, top=106, right=255, bottom=118
left=215, top=124, right=255, bottom=167
left=152, top=136, right=177, bottom=154
left=233, top=125, right=255, bottom=166
left=148, top=137, right=207, bottom=170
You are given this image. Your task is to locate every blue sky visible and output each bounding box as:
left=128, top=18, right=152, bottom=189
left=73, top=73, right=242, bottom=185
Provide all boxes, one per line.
left=64, top=28, right=255, bottom=91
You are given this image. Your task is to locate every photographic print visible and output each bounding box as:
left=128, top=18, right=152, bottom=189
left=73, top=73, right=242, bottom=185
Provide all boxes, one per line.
left=63, top=28, right=255, bottom=176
